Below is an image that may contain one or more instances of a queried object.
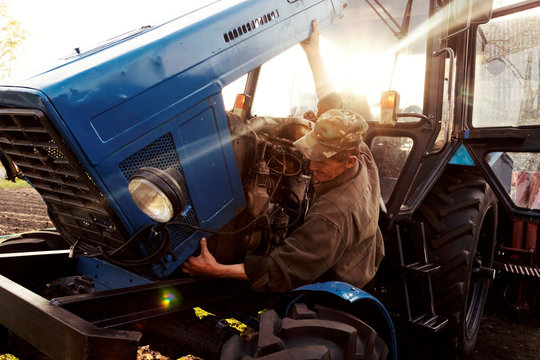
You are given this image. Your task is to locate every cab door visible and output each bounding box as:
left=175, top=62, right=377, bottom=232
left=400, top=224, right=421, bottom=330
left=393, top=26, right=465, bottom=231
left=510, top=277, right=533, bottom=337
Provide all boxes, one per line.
left=463, top=1, right=540, bottom=220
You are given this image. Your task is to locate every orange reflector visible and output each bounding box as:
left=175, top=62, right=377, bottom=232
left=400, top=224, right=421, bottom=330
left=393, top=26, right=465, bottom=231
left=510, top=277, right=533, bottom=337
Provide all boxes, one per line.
left=232, top=94, right=252, bottom=121
left=381, top=92, right=396, bottom=109
left=234, top=94, right=247, bottom=110
left=380, top=90, right=400, bottom=125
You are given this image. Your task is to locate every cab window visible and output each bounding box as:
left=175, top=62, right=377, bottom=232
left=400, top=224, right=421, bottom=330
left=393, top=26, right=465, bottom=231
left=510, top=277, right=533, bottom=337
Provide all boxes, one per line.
left=472, top=6, right=540, bottom=127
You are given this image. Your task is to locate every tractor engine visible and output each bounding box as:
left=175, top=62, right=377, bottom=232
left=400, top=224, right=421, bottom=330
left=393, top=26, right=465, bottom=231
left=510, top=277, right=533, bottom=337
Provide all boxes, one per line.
left=213, top=112, right=314, bottom=262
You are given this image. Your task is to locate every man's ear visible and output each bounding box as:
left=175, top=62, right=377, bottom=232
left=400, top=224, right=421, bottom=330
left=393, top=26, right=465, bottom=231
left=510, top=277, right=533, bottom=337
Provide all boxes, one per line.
left=345, top=155, right=357, bottom=168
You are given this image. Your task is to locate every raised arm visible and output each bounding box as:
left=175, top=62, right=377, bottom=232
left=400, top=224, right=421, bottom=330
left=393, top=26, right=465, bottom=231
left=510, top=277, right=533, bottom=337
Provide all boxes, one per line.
left=300, top=20, right=335, bottom=99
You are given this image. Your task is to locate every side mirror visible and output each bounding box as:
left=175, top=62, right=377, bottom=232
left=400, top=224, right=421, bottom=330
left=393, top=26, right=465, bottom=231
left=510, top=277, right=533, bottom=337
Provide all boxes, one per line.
left=486, top=57, right=507, bottom=76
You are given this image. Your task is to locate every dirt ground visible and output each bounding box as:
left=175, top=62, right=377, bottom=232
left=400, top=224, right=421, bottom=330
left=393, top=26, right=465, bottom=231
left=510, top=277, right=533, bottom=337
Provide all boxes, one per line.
left=0, top=187, right=53, bottom=235
left=0, top=186, right=538, bottom=359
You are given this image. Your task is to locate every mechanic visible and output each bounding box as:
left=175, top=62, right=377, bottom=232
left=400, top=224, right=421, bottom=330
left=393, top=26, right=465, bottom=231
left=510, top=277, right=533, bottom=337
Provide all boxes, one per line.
left=182, top=107, right=384, bottom=292
left=181, top=20, right=384, bottom=293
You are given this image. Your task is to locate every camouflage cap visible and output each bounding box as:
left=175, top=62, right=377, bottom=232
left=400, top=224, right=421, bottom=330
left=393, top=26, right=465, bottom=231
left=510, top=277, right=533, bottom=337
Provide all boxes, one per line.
left=294, top=108, right=368, bottom=161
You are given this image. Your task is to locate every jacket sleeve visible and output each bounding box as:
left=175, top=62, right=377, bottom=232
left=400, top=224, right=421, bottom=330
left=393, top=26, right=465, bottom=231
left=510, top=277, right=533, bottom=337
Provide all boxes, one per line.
left=244, top=211, right=345, bottom=293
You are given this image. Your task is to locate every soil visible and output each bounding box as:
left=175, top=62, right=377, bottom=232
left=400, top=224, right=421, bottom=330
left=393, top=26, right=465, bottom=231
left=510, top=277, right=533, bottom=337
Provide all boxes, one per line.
left=0, top=187, right=53, bottom=236
left=475, top=289, right=540, bottom=360
left=0, top=187, right=538, bottom=360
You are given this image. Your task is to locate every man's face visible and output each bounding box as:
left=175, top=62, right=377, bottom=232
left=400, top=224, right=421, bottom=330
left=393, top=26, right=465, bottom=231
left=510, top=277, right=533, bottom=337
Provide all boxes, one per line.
left=309, top=156, right=354, bottom=182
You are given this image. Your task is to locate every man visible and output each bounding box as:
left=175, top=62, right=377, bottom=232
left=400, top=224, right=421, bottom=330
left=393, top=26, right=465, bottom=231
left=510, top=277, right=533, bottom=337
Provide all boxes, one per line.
left=182, top=108, right=384, bottom=293
left=181, top=19, right=384, bottom=292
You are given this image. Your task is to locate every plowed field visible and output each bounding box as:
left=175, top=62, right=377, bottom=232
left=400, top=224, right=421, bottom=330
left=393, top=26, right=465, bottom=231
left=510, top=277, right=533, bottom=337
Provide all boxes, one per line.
left=0, top=187, right=53, bottom=236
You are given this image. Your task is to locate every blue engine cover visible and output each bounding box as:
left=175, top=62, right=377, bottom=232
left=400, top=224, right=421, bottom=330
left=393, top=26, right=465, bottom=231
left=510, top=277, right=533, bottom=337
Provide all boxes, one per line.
left=0, top=0, right=347, bottom=277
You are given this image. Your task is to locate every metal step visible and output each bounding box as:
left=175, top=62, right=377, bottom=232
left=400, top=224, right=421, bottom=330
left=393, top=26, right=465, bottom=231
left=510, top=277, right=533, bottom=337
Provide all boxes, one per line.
left=493, top=262, right=540, bottom=279
left=402, top=262, right=441, bottom=275
left=412, top=313, right=448, bottom=332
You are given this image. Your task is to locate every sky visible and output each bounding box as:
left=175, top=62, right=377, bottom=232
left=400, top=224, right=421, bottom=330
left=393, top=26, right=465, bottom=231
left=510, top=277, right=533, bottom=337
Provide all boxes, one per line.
left=2, top=0, right=522, bottom=114
left=2, top=0, right=216, bottom=79
left=1, top=0, right=421, bottom=114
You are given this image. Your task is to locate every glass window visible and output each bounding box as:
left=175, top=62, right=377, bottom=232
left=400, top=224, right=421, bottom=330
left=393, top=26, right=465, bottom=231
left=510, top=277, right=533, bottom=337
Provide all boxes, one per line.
left=488, top=151, right=540, bottom=210
left=371, top=136, right=414, bottom=203
left=251, top=46, right=315, bottom=117
left=244, top=1, right=429, bottom=120
left=473, top=7, right=540, bottom=127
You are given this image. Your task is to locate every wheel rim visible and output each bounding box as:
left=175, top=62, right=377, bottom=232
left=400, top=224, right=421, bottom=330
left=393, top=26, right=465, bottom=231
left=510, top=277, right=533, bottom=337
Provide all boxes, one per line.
left=465, top=207, right=495, bottom=341
left=466, top=253, right=489, bottom=340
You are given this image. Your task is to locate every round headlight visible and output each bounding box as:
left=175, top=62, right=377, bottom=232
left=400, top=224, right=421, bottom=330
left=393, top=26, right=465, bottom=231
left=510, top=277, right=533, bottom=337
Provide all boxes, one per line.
left=128, top=167, right=187, bottom=223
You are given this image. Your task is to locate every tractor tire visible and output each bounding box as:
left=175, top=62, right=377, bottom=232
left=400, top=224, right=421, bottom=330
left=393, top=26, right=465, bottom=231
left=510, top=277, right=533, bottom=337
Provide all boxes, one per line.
left=415, top=165, right=497, bottom=359
left=0, top=230, right=67, bottom=253
left=220, top=302, right=388, bottom=360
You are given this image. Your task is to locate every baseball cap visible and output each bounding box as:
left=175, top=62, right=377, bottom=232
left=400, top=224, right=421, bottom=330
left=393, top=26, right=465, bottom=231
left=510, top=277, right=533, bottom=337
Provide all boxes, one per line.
left=294, top=108, right=368, bottom=161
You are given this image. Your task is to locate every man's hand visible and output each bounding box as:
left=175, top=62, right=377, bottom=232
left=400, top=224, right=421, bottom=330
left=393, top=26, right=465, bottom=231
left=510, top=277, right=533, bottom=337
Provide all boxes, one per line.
left=182, top=237, right=249, bottom=280
left=182, top=237, right=221, bottom=276
left=300, top=19, right=320, bottom=56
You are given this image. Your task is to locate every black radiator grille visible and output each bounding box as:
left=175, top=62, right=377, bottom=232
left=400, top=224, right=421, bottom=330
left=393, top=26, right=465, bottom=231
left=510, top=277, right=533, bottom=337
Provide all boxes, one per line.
left=0, top=109, right=127, bottom=251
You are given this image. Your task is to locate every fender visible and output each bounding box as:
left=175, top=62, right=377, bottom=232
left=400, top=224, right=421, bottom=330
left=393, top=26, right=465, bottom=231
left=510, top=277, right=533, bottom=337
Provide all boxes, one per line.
left=289, top=281, right=397, bottom=360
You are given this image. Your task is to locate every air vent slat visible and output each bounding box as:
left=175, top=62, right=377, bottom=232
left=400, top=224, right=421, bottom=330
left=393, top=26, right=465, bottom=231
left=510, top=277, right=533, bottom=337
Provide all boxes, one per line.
left=0, top=125, right=48, bottom=133
left=16, top=161, right=79, bottom=177
left=223, top=9, right=280, bottom=43
left=22, top=171, right=89, bottom=190
left=41, top=193, right=108, bottom=216
left=4, top=148, right=47, bottom=161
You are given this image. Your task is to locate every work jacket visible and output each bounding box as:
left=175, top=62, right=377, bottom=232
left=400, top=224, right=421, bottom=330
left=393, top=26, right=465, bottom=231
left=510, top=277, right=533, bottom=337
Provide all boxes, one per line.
left=245, top=141, right=384, bottom=293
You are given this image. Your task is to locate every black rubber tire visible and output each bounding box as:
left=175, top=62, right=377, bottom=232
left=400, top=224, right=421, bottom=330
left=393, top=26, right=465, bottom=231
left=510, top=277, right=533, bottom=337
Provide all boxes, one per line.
left=220, top=302, right=388, bottom=360
left=415, top=165, right=497, bottom=359
left=0, top=230, right=67, bottom=253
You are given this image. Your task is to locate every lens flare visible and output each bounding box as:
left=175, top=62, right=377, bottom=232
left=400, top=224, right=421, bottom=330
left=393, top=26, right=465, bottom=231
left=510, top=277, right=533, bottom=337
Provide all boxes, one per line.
left=160, top=289, right=181, bottom=309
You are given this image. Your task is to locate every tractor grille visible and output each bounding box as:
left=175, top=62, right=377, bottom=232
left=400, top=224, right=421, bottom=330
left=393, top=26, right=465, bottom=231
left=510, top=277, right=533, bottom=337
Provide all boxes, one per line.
left=0, top=109, right=127, bottom=251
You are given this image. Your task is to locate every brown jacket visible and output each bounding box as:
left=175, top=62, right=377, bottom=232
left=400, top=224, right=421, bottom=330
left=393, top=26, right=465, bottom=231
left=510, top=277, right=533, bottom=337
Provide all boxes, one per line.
left=245, top=141, right=384, bottom=293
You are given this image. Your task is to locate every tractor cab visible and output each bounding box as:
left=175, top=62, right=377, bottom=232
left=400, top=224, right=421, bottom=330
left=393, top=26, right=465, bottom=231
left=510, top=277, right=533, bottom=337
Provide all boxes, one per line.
left=220, top=0, right=540, bottom=356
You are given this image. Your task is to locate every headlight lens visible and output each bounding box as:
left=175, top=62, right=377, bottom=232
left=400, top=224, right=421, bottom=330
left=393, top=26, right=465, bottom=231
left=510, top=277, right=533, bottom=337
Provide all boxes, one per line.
left=128, top=177, right=175, bottom=222
left=128, top=167, right=187, bottom=223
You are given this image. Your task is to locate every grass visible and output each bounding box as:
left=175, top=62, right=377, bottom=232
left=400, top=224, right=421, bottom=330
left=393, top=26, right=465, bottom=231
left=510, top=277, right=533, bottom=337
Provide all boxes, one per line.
left=0, top=179, right=30, bottom=189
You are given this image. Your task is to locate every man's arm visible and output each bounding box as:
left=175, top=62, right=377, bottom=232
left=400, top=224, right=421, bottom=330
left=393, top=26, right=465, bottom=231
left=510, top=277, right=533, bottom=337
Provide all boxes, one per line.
left=182, top=237, right=248, bottom=280
left=245, top=213, right=345, bottom=293
left=301, top=20, right=335, bottom=99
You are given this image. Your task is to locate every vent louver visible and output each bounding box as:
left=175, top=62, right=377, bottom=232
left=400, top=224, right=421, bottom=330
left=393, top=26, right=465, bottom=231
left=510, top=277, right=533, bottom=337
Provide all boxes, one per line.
left=223, top=9, right=279, bottom=43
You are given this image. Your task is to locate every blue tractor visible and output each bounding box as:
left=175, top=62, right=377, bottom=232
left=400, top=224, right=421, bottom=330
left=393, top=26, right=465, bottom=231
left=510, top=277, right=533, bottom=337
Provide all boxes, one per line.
left=1, top=0, right=539, bottom=359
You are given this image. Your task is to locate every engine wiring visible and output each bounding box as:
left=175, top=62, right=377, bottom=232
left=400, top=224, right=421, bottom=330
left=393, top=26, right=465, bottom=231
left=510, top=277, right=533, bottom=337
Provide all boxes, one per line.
left=70, top=130, right=310, bottom=268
